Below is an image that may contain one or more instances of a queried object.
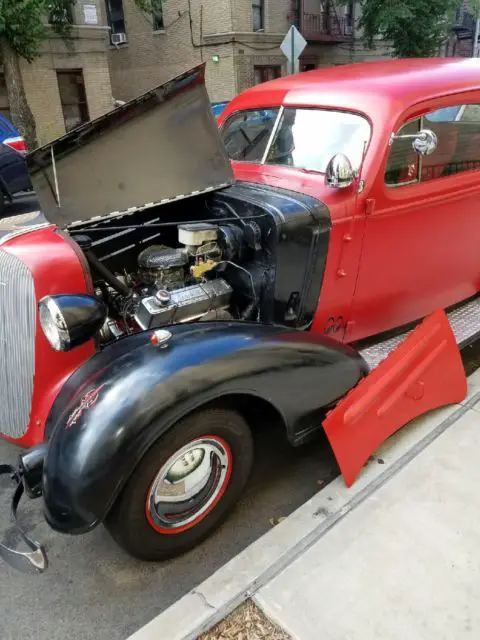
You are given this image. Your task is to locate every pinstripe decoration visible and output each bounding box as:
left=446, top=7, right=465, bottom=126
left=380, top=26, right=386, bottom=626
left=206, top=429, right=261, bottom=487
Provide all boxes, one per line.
left=0, top=250, right=36, bottom=438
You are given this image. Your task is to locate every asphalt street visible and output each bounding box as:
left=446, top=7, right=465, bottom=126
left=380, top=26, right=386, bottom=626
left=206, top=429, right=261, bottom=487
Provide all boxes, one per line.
left=0, top=426, right=338, bottom=640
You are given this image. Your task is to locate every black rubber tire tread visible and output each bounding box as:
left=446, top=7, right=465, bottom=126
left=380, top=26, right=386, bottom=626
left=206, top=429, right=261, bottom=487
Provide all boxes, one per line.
left=105, top=407, right=254, bottom=561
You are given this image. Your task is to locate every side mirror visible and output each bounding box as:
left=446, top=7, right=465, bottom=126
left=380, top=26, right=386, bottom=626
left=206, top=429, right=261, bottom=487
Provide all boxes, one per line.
left=412, top=129, right=438, bottom=156
left=325, top=153, right=355, bottom=189
left=390, top=128, right=438, bottom=157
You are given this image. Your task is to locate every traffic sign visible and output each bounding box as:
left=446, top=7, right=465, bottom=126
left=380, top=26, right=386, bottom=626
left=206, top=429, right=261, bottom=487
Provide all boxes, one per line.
left=280, top=25, right=307, bottom=75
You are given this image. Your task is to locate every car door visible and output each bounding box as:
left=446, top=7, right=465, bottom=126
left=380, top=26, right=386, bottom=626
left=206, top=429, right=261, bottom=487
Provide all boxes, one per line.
left=350, top=94, right=480, bottom=342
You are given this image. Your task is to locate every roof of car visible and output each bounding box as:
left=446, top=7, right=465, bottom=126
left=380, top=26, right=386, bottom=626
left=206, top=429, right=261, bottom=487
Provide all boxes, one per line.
left=225, top=58, right=480, bottom=121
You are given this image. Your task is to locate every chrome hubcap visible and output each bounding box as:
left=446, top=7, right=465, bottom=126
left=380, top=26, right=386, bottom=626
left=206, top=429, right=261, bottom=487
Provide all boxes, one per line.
left=146, top=437, right=231, bottom=531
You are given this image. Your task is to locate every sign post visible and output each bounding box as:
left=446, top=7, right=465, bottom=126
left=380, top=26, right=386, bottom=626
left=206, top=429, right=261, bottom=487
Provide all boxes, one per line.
left=280, top=25, right=307, bottom=75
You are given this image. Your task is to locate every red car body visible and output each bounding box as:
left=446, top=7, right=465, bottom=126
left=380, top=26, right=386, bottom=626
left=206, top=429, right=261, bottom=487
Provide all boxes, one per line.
left=1, top=60, right=479, bottom=574
left=219, top=57, right=480, bottom=344
left=0, top=226, right=95, bottom=448
left=2, top=57, right=480, bottom=451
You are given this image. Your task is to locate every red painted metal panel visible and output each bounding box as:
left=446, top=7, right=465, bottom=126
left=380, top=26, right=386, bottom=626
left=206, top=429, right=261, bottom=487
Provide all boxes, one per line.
left=323, top=310, right=467, bottom=487
left=3, top=227, right=95, bottom=447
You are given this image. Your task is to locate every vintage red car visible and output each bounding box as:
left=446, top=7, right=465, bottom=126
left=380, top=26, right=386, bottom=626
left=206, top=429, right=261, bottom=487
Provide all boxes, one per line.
left=0, top=58, right=479, bottom=573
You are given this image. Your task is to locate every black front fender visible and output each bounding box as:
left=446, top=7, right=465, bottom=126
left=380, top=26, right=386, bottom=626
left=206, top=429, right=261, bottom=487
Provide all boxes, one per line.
left=42, top=322, right=367, bottom=534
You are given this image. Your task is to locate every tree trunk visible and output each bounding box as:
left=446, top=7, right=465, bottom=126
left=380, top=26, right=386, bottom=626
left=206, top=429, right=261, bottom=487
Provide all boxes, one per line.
left=0, top=35, right=37, bottom=149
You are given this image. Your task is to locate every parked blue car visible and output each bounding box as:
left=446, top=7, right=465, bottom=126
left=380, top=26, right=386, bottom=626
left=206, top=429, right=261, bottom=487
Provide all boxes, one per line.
left=211, top=101, right=229, bottom=119
left=0, top=113, right=31, bottom=215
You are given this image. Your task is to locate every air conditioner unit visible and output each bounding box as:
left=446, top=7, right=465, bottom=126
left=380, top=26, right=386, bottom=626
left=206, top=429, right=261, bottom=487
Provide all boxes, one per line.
left=111, top=32, right=127, bottom=46
left=344, top=24, right=353, bottom=35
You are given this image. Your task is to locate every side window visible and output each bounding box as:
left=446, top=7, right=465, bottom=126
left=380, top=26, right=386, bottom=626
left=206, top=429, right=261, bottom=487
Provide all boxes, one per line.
left=424, top=104, right=480, bottom=179
left=457, top=104, right=480, bottom=122
left=385, top=102, right=480, bottom=187
left=385, top=119, right=420, bottom=186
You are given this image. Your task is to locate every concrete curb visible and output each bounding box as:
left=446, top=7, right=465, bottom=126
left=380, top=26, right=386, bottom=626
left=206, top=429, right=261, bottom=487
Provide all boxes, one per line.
left=127, top=371, right=480, bottom=640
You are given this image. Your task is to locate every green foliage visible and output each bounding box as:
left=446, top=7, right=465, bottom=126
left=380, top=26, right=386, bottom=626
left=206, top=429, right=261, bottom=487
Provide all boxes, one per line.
left=470, top=0, right=480, bottom=17
left=132, top=0, right=163, bottom=13
left=358, top=0, right=458, bottom=58
left=0, top=0, right=77, bottom=61
left=0, top=0, right=47, bottom=62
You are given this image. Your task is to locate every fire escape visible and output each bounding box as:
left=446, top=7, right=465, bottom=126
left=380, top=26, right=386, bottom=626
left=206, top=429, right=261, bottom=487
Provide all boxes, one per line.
left=290, top=0, right=354, bottom=43
left=450, top=7, right=479, bottom=57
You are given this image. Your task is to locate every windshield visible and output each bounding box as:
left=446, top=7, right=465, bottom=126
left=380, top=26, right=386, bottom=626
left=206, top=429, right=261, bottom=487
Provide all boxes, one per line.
left=222, top=108, right=280, bottom=162
left=221, top=107, right=371, bottom=173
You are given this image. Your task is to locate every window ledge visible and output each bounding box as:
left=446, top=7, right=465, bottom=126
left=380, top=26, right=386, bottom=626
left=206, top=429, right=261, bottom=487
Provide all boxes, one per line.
left=153, top=29, right=166, bottom=35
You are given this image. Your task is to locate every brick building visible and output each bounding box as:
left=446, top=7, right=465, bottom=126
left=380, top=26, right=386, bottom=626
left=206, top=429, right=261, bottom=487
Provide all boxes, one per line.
left=106, top=0, right=392, bottom=105
left=2, top=0, right=475, bottom=148
left=0, top=0, right=114, bottom=146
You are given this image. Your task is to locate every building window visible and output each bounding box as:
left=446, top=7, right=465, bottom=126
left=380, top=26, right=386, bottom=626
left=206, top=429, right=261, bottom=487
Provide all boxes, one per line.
left=252, top=0, right=264, bottom=31
left=254, top=65, right=281, bottom=84
left=0, top=74, right=10, bottom=120
left=57, top=70, right=90, bottom=132
left=105, top=0, right=126, bottom=35
left=49, top=3, right=74, bottom=26
left=152, top=0, right=164, bottom=30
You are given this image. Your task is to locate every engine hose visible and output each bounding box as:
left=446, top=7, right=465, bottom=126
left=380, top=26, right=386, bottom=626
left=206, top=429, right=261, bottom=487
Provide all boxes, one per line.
left=84, top=249, right=131, bottom=297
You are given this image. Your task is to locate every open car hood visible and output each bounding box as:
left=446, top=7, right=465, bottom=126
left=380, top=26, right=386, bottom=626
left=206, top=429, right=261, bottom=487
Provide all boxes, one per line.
left=26, top=64, right=235, bottom=228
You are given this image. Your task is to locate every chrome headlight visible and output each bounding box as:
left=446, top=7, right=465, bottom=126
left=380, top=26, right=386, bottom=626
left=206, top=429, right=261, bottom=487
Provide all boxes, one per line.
left=39, top=294, right=107, bottom=352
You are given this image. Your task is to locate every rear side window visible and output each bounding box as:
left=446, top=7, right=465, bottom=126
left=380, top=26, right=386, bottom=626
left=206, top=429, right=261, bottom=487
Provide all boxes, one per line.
left=385, top=103, right=480, bottom=186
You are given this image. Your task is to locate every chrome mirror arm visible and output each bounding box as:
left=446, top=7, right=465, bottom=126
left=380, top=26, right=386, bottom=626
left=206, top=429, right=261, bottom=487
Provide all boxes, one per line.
left=389, top=129, right=438, bottom=156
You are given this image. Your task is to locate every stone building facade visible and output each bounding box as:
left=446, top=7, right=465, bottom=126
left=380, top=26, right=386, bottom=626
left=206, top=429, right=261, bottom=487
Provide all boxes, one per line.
left=0, top=0, right=114, bottom=146
left=2, top=0, right=473, bottom=148
left=106, top=0, right=392, bottom=105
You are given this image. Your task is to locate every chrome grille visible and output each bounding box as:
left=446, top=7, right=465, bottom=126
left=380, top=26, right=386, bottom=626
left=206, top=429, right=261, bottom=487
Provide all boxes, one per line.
left=0, top=249, right=35, bottom=438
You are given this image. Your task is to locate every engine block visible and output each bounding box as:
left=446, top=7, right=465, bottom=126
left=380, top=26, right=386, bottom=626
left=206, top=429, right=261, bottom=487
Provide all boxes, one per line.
left=135, top=278, right=232, bottom=330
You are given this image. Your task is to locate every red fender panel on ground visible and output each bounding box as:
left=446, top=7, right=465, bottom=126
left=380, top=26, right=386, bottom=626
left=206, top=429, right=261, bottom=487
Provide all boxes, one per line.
left=323, top=310, right=468, bottom=487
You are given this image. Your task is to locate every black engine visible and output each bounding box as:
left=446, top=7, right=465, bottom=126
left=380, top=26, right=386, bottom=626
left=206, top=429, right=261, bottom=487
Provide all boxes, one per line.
left=83, top=221, right=252, bottom=344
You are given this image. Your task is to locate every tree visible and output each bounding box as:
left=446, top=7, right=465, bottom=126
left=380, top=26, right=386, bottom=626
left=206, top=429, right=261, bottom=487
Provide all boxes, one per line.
left=0, top=0, right=159, bottom=149
left=357, top=0, right=459, bottom=58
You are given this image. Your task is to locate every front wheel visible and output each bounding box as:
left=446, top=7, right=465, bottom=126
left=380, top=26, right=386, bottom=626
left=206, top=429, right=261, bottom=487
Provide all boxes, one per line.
left=105, top=408, right=254, bottom=561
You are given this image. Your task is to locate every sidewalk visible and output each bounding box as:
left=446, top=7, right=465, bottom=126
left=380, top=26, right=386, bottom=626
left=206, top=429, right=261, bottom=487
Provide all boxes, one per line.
left=128, top=370, right=480, bottom=640
left=256, top=391, right=480, bottom=639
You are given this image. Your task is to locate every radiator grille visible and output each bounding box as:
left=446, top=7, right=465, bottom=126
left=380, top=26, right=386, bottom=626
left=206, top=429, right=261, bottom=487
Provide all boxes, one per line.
left=0, top=249, right=36, bottom=438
